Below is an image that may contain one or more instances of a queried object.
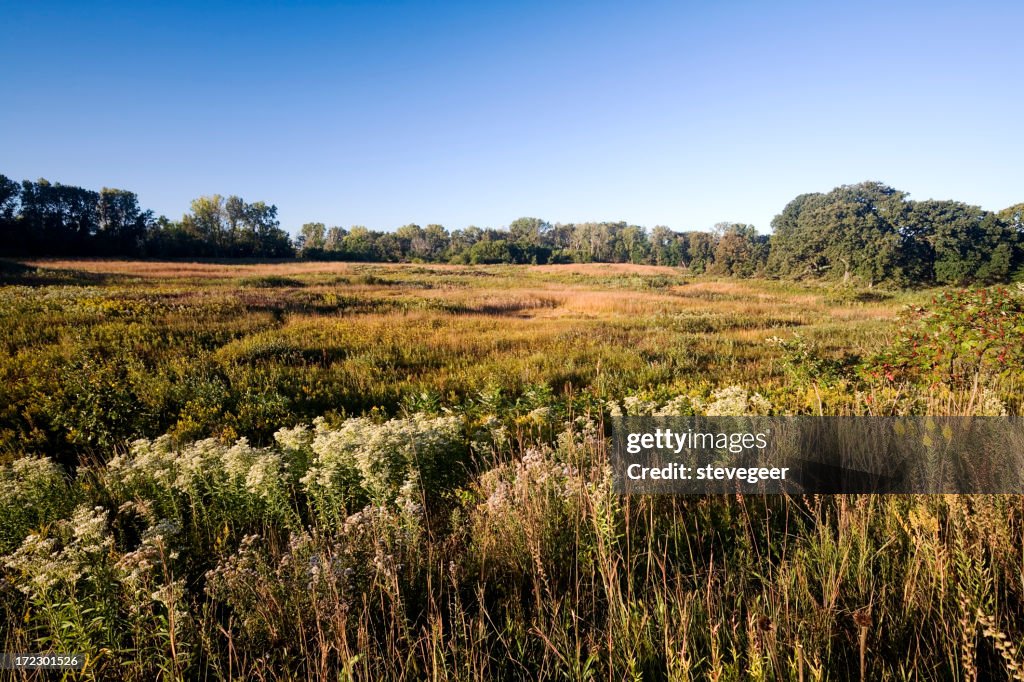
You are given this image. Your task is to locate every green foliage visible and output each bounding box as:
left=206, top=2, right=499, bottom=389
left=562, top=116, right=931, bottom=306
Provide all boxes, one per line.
left=768, top=182, right=909, bottom=285
left=768, top=333, right=845, bottom=385
left=711, top=223, right=769, bottom=277
left=866, top=286, right=1024, bottom=387
left=769, top=183, right=1023, bottom=287
left=909, top=200, right=1017, bottom=284
left=241, top=275, right=305, bottom=288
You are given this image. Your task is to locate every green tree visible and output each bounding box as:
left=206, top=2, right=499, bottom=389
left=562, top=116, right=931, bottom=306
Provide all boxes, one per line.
left=648, top=225, right=674, bottom=265
left=343, top=226, right=378, bottom=261
left=0, top=174, right=20, bottom=252
left=685, top=232, right=716, bottom=273
left=905, top=200, right=1013, bottom=284
left=298, top=222, right=327, bottom=257
left=997, top=203, right=1024, bottom=278
left=447, top=226, right=484, bottom=263
left=243, top=201, right=291, bottom=257
left=765, top=192, right=826, bottom=277
left=767, top=182, right=908, bottom=285
left=19, top=179, right=99, bottom=254
left=509, top=217, right=549, bottom=246
left=467, top=238, right=515, bottom=264
left=96, top=188, right=152, bottom=255
left=182, top=195, right=227, bottom=255
left=998, top=203, right=1024, bottom=234
left=508, top=217, right=552, bottom=263
left=180, top=195, right=291, bottom=257
left=392, top=224, right=421, bottom=260
left=225, top=195, right=247, bottom=252
left=324, top=226, right=347, bottom=252
left=146, top=215, right=197, bottom=257
left=619, top=225, right=650, bottom=264
left=418, top=224, right=449, bottom=260
left=711, top=223, right=767, bottom=277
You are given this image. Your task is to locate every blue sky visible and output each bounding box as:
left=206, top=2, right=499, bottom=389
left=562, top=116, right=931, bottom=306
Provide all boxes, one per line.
left=1, top=0, right=1022, bottom=235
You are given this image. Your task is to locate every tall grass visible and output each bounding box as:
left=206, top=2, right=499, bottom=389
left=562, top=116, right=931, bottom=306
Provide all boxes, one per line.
left=0, top=260, right=1021, bottom=680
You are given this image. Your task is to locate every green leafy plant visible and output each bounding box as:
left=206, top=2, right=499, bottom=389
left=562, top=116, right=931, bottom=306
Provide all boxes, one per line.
left=866, top=287, right=1024, bottom=387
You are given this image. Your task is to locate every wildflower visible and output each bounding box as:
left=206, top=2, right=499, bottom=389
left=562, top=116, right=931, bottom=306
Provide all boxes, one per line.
left=526, top=406, right=552, bottom=423
left=303, top=413, right=463, bottom=509
left=274, top=423, right=313, bottom=452
left=623, top=395, right=658, bottom=416
left=697, top=385, right=773, bottom=416
left=4, top=505, right=113, bottom=599
left=978, top=387, right=1008, bottom=416
left=654, top=395, right=692, bottom=416
left=115, top=517, right=182, bottom=587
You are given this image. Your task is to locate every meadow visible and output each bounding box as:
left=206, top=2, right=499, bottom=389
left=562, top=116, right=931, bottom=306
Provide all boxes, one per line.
left=0, top=259, right=1022, bottom=680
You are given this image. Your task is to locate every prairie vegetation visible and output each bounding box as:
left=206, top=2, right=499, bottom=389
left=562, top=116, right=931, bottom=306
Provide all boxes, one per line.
left=1, top=259, right=1022, bottom=680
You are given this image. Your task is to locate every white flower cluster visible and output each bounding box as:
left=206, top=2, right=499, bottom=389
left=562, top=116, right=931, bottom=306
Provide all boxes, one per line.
left=694, top=385, right=773, bottom=416
left=607, top=395, right=693, bottom=417
left=610, top=386, right=771, bottom=418
left=977, top=387, right=1009, bottom=417
left=0, top=456, right=65, bottom=500
left=617, top=396, right=657, bottom=416
left=4, top=505, right=113, bottom=598
left=1, top=456, right=69, bottom=551
left=303, top=413, right=462, bottom=510
left=103, top=413, right=466, bottom=527
left=106, top=434, right=292, bottom=516
left=526, top=406, right=552, bottom=422
left=274, top=423, right=314, bottom=453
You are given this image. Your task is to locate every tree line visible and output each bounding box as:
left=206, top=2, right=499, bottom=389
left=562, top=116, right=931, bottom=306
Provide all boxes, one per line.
left=0, top=177, right=291, bottom=258
left=1, top=174, right=1021, bottom=285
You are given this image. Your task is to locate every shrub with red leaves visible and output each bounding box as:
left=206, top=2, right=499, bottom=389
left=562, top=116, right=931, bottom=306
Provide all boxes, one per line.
left=864, top=287, right=1024, bottom=388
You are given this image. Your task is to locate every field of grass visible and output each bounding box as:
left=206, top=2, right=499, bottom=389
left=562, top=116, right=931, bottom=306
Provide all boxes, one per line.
left=1, top=259, right=1022, bottom=680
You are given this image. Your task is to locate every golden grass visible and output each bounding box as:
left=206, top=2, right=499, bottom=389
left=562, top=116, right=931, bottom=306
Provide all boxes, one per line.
left=23, top=258, right=360, bottom=278
left=530, top=262, right=681, bottom=275
left=25, top=259, right=687, bottom=279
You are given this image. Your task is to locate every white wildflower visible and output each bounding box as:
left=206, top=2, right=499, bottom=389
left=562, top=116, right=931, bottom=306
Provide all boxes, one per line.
left=244, top=453, right=285, bottom=502
left=4, top=534, right=78, bottom=596
left=4, top=505, right=113, bottom=598
left=653, top=395, right=692, bottom=416
left=303, top=413, right=462, bottom=507
left=697, top=385, right=773, bottom=416
left=623, top=395, right=658, bottom=416
left=274, top=424, right=313, bottom=452
left=526, top=406, right=552, bottom=423
left=69, top=505, right=112, bottom=554
left=978, top=388, right=1008, bottom=417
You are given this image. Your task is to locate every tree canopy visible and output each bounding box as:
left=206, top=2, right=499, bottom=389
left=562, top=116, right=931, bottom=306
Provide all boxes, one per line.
left=767, top=182, right=1022, bottom=286
left=1, top=172, right=1020, bottom=285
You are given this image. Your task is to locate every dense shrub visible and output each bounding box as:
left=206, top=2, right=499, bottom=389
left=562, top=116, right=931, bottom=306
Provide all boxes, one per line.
left=867, top=286, right=1024, bottom=387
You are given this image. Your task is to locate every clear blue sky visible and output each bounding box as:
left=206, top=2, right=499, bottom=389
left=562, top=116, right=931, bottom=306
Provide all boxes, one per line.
left=2, top=0, right=1022, bottom=235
